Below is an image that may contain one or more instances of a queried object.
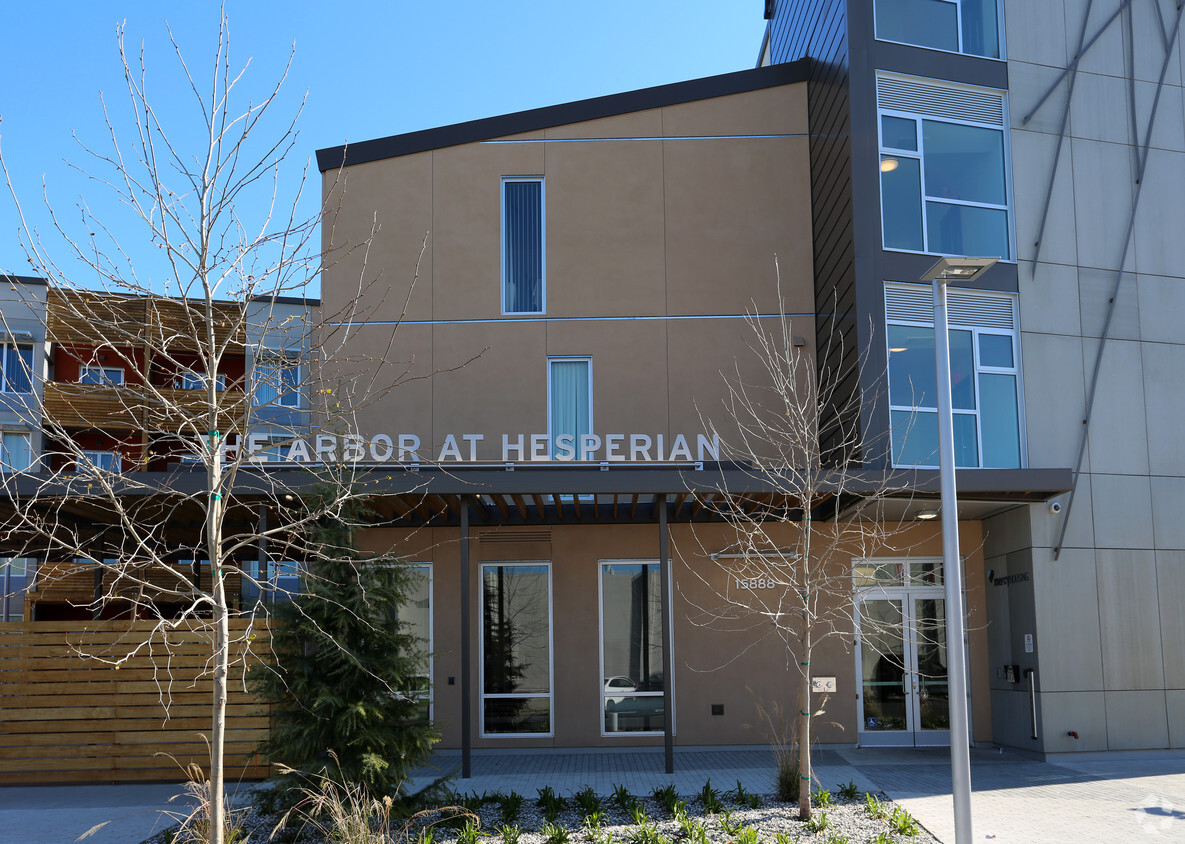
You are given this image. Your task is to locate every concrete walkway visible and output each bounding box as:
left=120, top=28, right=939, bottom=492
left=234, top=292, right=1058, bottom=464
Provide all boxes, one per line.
left=3, top=747, right=1184, bottom=843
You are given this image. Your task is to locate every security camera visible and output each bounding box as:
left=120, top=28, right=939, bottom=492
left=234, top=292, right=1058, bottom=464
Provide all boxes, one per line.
left=1048, top=501, right=1063, bottom=514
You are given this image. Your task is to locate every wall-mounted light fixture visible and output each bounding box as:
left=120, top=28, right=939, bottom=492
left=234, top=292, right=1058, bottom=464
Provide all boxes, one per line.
left=880, top=156, right=899, bottom=173
left=916, top=509, right=939, bottom=520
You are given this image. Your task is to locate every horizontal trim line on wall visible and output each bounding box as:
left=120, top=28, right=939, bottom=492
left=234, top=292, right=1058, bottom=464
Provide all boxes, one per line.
left=329, top=313, right=813, bottom=328
left=481, top=134, right=807, bottom=144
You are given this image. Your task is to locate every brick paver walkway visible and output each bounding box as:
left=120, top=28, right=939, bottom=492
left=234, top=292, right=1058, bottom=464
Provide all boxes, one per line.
left=409, top=746, right=1185, bottom=842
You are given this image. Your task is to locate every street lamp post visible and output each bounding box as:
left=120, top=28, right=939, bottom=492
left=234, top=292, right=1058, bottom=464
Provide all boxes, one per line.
left=921, top=256, right=998, bottom=844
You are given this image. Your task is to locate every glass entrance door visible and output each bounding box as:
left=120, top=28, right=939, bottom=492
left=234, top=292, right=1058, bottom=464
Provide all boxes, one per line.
left=854, top=558, right=955, bottom=747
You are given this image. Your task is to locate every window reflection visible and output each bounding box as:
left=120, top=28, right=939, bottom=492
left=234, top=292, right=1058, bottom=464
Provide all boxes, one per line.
left=602, top=562, right=665, bottom=733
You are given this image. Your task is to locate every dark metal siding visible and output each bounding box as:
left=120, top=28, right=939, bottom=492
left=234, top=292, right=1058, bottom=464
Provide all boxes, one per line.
left=768, top=0, right=860, bottom=464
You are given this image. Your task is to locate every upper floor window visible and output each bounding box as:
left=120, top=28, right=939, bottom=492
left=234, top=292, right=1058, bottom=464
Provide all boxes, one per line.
left=79, top=366, right=124, bottom=387
left=176, top=372, right=226, bottom=391
left=878, top=75, right=1011, bottom=260
left=0, top=344, right=33, bottom=394
left=874, top=0, right=1001, bottom=59
left=78, top=450, right=122, bottom=473
left=252, top=354, right=302, bottom=408
left=0, top=432, right=32, bottom=472
left=548, top=357, right=591, bottom=460
left=886, top=283, right=1022, bottom=469
left=502, top=177, right=545, bottom=314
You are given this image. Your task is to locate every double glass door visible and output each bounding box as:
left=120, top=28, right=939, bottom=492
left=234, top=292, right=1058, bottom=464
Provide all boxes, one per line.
left=854, top=558, right=956, bottom=746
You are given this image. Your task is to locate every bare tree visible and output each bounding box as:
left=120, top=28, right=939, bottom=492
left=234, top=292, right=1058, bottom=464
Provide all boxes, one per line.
left=681, top=261, right=923, bottom=820
left=0, top=13, right=443, bottom=844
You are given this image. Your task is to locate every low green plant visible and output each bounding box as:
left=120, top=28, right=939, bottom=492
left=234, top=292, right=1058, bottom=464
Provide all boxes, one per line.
left=613, top=784, right=638, bottom=812
left=537, top=786, right=566, bottom=823
left=457, top=818, right=484, bottom=844
left=628, top=822, right=667, bottom=844
left=652, top=784, right=680, bottom=816
left=838, top=780, right=860, bottom=801
left=575, top=787, right=602, bottom=818
left=734, top=825, right=761, bottom=844
left=812, top=787, right=834, bottom=808
left=629, top=802, right=649, bottom=825
left=824, top=833, right=850, bottom=844
left=583, top=810, right=606, bottom=834
left=540, top=821, right=571, bottom=844
left=499, top=823, right=523, bottom=844
left=498, top=792, right=525, bottom=825
left=889, top=805, right=920, bottom=837
left=805, top=811, right=830, bottom=833
left=865, top=792, right=888, bottom=820
left=774, top=832, right=795, bottom=844
left=731, top=779, right=762, bottom=809
left=697, top=779, right=724, bottom=814
left=417, top=827, right=437, bottom=844
left=719, top=809, right=742, bottom=835
left=873, top=833, right=896, bottom=844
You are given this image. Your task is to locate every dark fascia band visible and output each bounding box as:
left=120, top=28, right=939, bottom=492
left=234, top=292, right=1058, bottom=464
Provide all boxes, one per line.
left=316, top=59, right=811, bottom=172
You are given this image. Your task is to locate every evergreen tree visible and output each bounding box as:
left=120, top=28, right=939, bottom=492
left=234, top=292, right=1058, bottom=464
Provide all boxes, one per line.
left=256, top=490, right=438, bottom=799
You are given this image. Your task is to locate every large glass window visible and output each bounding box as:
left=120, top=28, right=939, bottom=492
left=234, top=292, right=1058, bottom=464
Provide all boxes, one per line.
left=0, top=344, right=33, bottom=393
left=874, top=0, right=1000, bottom=59
left=600, top=561, right=667, bottom=734
left=176, top=372, right=226, bottom=391
left=886, top=284, right=1022, bottom=468
left=502, top=178, right=544, bottom=314
left=1, top=432, right=32, bottom=472
left=548, top=358, right=591, bottom=460
left=400, top=563, right=433, bottom=719
left=252, top=353, right=302, bottom=408
left=878, top=77, right=1011, bottom=259
left=78, top=450, right=122, bottom=473
left=79, top=366, right=123, bottom=387
left=481, top=563, right=552, bottom=735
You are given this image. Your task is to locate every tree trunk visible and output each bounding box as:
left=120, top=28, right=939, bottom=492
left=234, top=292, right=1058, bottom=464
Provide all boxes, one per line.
left=210, top=590, right=228, bottom=844
left=797, top=668, right=812, bottom=820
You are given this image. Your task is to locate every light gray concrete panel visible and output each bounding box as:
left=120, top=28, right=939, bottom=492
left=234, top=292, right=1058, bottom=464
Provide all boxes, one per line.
left=1064, top=0, right=1127, bottom=78
left=1096, top=549, right=1163, bottom=690
left=1131, top=0, right=1183, bottom=86
left=1008, top=60, right=1074, bottom=136
left=993, top=686, right=1046, bottom=750
left=1168, top=690, right=1185, bottom=748
left=1133, top=148, right=1185, bottom=277
left=1011, top=131, right=1078, bottom=266
left=1151, top=476, right=1185, bottom=550
left=1077, top=267, right=1139, bottom=341
left=1069, top=71, right=1134, bottom=145
left=1070, top=139, right=1137, bottom=273
left=1142, top=343, right=1185, bottom=476
left=1034, top=548, right=1104, bottom=692
left=1133, top=79, right=1185, bottom=153
left=1005, top=0, right=1067, bottom=67
left=1019, top=262, right=1082, bottom=336
left=1020, top=331, right=1087, bottom=470
left=1083, top=339, right=1149, bottom=475
left=1089, top=474, right=1154, bottom=550
left=1061, top=473, right=1097, bottom=551
left=1138, top=273, right=1185, bottom=343
left=1156, top=550, right=1185, bottom=688
left=1104, top=690, right=1170, bottom=749
left=984, top=505, right=1036, bottom=559
left=1040, top=690, right=1108, bottom=751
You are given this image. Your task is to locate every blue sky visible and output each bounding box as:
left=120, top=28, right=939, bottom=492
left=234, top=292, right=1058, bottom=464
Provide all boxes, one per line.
left=0, top=1, right=768, bottom=293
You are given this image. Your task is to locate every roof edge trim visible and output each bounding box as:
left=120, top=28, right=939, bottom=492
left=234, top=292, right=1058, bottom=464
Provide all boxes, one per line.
left=316, top=59, right=811, bottom=171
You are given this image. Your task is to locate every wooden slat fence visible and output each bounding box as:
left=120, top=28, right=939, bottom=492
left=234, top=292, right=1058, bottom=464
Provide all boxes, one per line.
left=0, top=618, right=270, bottom=783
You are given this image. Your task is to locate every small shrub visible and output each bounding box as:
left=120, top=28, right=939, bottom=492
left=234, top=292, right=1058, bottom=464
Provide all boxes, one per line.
left=652, top=784, right=680, bottom=816
left=457, top=818, right=484, bottom=844
left=806, top=811, right=830, bottom=833
left=583, top=810, right=606, bottom=834
left=838, top=780, right=860, bottom=801
left=734, top=824, right=761, bottom=844
left=629, top=803, right=649, bottom=825
left=731, top=779, right=762, bottom=810
left=537, top=786, right=566, bottom=823
left=889, top=805, right=920, bottom=837
left=540, top=821, right=571, bottom=844
left=417, top=828, right=437, bottom=844
left=824, top=833, right=850, bottom=844
left=498, top=792, right=525, bottom=825
left=812, top=787, right=834, bottom=808
left=575, top=787, right=602, bottom=818
left=613, top=784, right=637, bottom=813
left=873, top=833, right=896, bottom=844
left=774, top=833, right=795, bottom=844
left=718, top=809, right=742, bottom=836
left=865, top=792, right=888, bottom=820
left=697, top=780, right=723, bottom=814
left=628, top=822, right=666, bottom=844
left=499, top=823, right=523, bottom=844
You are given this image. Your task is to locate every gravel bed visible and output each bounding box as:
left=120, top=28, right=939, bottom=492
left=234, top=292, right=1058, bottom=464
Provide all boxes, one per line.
left=145, top=788, right=940, bottom=844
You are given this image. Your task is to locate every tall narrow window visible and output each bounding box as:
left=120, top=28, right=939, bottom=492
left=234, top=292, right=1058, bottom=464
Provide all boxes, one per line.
left=874, top=0, right=1001, bottom=59
left=548, top=358, right=591, bottom=460
left=399, top=563, right=433, bottom=719
left=886, top=283, right=1023, bottom=469
left=481, top=562, right=552, bottom=735
left=600, top=561, right=667, bottom=734
left=252, top=353, right=302, bottom=408
left=878, top=75, right=1011, bottom=259
left=502, top=178, right=544, bottom=314
left=0, top=344, right=33, bottom=393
